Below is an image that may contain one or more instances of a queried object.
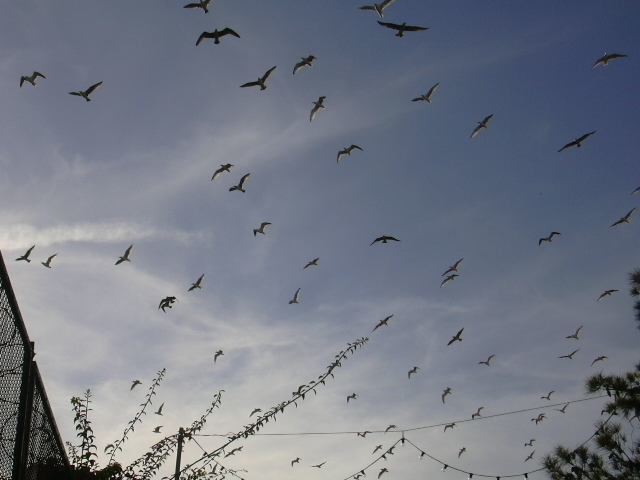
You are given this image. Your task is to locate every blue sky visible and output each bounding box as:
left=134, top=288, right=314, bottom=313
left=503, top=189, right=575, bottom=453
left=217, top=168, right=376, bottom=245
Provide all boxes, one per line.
left=1, top=1, right=639, bottom=479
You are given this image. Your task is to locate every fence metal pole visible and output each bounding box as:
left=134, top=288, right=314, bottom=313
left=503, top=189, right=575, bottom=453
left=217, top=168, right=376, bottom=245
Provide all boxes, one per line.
left=13, top=343, right=36, bottom=480
left=174, top=427, right=185, bottom=480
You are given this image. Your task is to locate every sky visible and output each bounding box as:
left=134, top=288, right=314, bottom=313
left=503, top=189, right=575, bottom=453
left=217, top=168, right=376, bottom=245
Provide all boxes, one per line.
left=1, top=0, right=639, bottom=479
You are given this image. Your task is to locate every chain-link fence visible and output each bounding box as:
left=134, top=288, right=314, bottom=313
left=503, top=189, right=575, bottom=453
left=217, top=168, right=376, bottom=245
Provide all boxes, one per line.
left=0, top=251, right=69, bottom=479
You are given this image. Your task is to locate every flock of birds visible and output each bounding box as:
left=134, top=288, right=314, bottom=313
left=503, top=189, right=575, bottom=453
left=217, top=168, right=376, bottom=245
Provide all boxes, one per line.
left=10, top=0, right=637, bottom=477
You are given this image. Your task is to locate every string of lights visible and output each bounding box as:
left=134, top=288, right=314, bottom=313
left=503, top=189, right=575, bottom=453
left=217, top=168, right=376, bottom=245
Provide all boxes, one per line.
left=192, top=394, right=607, bottom=438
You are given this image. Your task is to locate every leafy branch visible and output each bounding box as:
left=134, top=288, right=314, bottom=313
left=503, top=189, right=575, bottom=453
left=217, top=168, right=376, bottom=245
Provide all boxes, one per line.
left=180, top=336, right=370, bottom=478
left=70, top=389, right=98, bottom=470
left=104, top=368, right=166, bottom=465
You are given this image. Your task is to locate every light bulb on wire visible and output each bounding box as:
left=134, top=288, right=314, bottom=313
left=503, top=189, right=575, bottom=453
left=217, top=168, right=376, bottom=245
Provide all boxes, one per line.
left=419, top=451, right=425, bottom=459
left=468, top=475, right=473, bottom=480
left=442, top=465, right=448, bottom=472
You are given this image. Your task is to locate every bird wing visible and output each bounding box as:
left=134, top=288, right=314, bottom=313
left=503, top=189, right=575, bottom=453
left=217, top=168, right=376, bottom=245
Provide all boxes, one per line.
left=34, top=72, right=46, bottom=79
left=238, top=173, right=250, bottom=188
left=183, top=2, right=201, bottom=8
left=558, top=140, right=577, bottom=152
left=470, top=124, right=483, bottom=138
left=69, top=91, right=82, bottom=96
left=403, top=25, right=429, bottom=32
left=20, top=77, right=26, bottom=87
left=240, top=80, right=260, bottom=88
left=310, top=105, right=320, bottom=121
left=426, top=82, right=439, bottom=97
left=219, top=28, right=241, bottom=38
left=124, top=245, right=133, bottom=258
left=211, top=167, right=224, bottom=180
left=293, top=288, right=301, bottom=301
left=377, top=21, right=401, bottom=30
left=196, top=31, right=213, bottom=45
left=261, top=65, right=277, bottom=82
left=577, top=131, right=596, bottom=143
left=359, top=5, right=377, bottom=11
left=379, top=0, right=397, bottom=9
left=85, top=81, right=103, bottom=95
left=624, top=207, right=637, bottom=219
left=351, top=144, right=363, bottom=151
left=25, top=245, right=35, bottom=257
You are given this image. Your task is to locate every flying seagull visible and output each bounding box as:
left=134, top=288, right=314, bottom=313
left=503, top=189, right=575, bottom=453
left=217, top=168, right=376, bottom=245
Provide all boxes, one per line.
left=211, top=163, right=233, bottom=180
left=532, top=413, right=546, bottom=424
left=153, top=426, right=163, bottom=433
left=196, top=28, right=240, bottom=46
left=131, top=380, right=142, bottom=390
left=610, top=207, right=636, bottom=226
left=539, top=232, right=561, bottom=245
left=558, top=131, right=596, bottom=152
left=554, top=403, right=569, bottom=414
left=447, top=328, right=464, bottom=346
left=592, top=53, right=627, bottom=68
left=291, top=458, right=301, bottom=466
left=241, top=66, right=277, bottom=90
left=155, top=403, right=164, bottom=415
left=69, top=81, right=103, bottom=101
left=289, top=288, right=301, bottom=304
left=183, top=0, right=211, bottom=13
left=310, top=96, right=326, bottom=121
left=525, top=451, right=535, bottom=462
left=358, top=0, right=397, bottom=17
left=229, top=173, right=250, bottom=192
left=373, top=445, right=383, bottom=454
left=253, top=222, right=272, bottom=236
left=559, top=348, right=580, bottom=359
left=377, top=21, right=428, bottom=37
left=214, top=350, right=224, bottom=362
left=440, top=274, right=458, bottom=288
left=188, top=274, right=205, bottom=291
left=597, top=289, right=618, bottom=301
left=443, top=422, right=456, bottom=432
left=478, top=354, right=495, bottom=366
left=357, top=431, right=371, bottom=438
left=458, top=447, right=466, bottom=458
left=158, top=296, right=177, bottom=312
left=311, top=462, right=326, bottom=469
left=373, top=314, right=393, bottom=331
left=347, top=393, right=358, bottom=403
left=370, top=235, right=400, bottom=245
left=115, top=245, right=133, bottom=265
left=471, top=407, right=484, bottom=419
left=412, top=83, right=439, bottom=103
left=470, top=114, right=493, bottom=138
left=378, top=468, right=388, bottom=479
left=385, top=424, right=397, bottom=432
left=293, top=55, right=316, bottom=74
left=541, top=391, right=554, bottom=400
left=408, top=366, right=419, bottom=379
left=304, top=258, right=319, bottom=269
left=442, top=258, right=463, bottom=276
left=591, top=356, right=608, bottom=366
left=20, top=71, right=46, bottom=87
left=442, top=387, right=452, bottom=403
left=16, top=245, right=35, bottom=262
left=41, top=254, right=57, bottom=268
left=337, top=144, right=363, bottom=163
left=566, top=326, right=583, bottom=340
left=525, top=439, right=536, bottom=447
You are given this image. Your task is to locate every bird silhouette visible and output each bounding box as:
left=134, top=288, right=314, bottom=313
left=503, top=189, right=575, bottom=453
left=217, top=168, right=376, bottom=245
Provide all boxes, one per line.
left=539, top=232, right=561, bottom=245
left=253, top=222, right=272, bottom=236
left=20, top=71, right=46, bottom=87
left=372, top=445, right=383, bottom=454
left=440, top=274, right=458, bottom=288
left=558, top=131, right=596, bottom=152
left=478, top=354, right=495, bottom=366
left=211, top=163, right=233, bottom=180
left=525, top=451, right=535, bottom=462
left=289, top=288, right=301, bottom=304
left=566, top=326, right=583, bottom=340
left=196, top=28, right=240, bottom=45
left=41, top=254, right=57, bottom=268
left=597, top=290, right=618, bottom=301
left=358, top=0, right=397, bottom=17
left=250, top=408, right=262, bottom=417
left=458, top=447, right=466, bottom=458
left=554, top=403, right=569, bottom=414
left=472, top=407, right=484, bottom=419
left=591, top=356, right=608, bottom=366
left=337, top=144, right=363, bottom=163
left=69, top=81, right=103, bottom=101
left=304, top=258, right=319, bottom=269
left=291, top=458, right=301, bottom=466
left=370, top=235, right=400, bottom=245
left=241, top=66, right=277, bottom=90
left=443, top=423, right=456, bottom=432
left=214, top=350, right=224, bottom=362
left=310, top=96, right=326, bottom=121
left=158, top=296, right=177, bottom=312
left=447, top=328, right=464, bottom=346
left=155, top=403, right=164, bottom=415
left=347, top=393, right=358, bottom=403
left=293, top=55, right=316, bottom=74
left=442, top=258, right=463, bottom=276
left=378, top=468, right=388, bottom=479
left=373, top=315, right=393, bottom=331
left=559, top=349, right=580, bottom=359
left=115, top=245, right=133, bottom=265
left=16, top=245, right=35, bottom=262
left=442, top=387, right=452, bottom=403
left=131, top=380, right=142, bottom=390
left=610, top=207, right=636, bottom=226
left=183, top=0, right=211, bottom=13
left=385, top=424, right=397, bottom=432
left=592, top=53, right=627, bottom=68
left=357, top=431, right=371, bottom=438
left=311, top=462, right=326, bottom=468
left=377, top=21, right=428, bottom=37
left=541, top=391, right=554, bottom=400
left=188, top=274, right=205, bottom=291
left=632, top=186, right=640, bottom=195
left=532, top=413, right=546, bottom=424
left=153, top=426, right=162, bottom=433
left=412, top=83, right=439, bottom=103
left=229, top=173, right=250, bottom=192
left=470, top=114, right=493, bottom=138
left=525, top=439, right=536, bottom=447
left=408, top=366, right=419, bottom=379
